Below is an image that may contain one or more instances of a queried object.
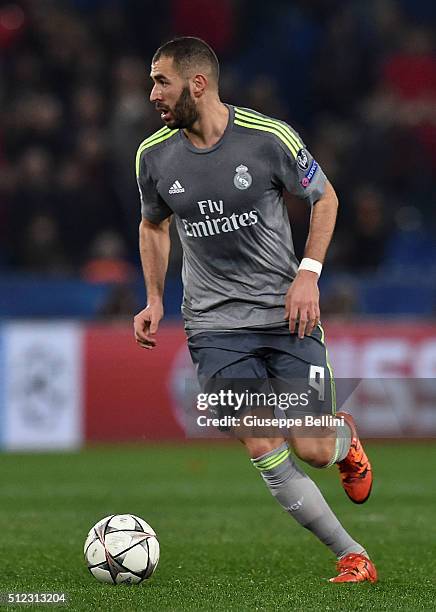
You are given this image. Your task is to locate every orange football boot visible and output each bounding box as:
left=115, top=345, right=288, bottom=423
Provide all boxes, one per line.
left=336, top=411, right=373, bottom=504
left=329, top=553, right=378, bottom=583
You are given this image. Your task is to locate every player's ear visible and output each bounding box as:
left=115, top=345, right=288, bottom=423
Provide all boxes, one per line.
left=192, top=73, right=207, bottom=98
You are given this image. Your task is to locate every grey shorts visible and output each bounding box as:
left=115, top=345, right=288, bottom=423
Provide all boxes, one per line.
left=188, top=325, right=336, bottom=431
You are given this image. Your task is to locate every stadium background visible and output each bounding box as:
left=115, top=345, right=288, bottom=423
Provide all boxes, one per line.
left=1, top=1, right=436, bottom=609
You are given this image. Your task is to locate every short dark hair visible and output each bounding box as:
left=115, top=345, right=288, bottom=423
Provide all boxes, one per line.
left=153, top=37, right=219, bottom=85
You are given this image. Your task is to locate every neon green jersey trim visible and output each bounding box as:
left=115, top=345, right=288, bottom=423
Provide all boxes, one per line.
left=235, top=107, right=303, bottom=149
left=318, top=324, right=337, bottom=415
left=135, top=128, right=178, bottom=177
left=235, top=108, right=302, bottom=156
left=234, top=116, right=300, bottom=158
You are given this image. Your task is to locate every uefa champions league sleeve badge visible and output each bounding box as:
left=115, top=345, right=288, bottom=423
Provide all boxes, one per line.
left=233, top=165, right=252, bottom=190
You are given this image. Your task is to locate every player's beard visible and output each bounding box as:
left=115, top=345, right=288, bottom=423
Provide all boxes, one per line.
left=163, top=86, right=198, bottom=129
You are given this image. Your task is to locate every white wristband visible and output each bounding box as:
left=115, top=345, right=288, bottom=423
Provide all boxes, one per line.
left=298, top=257, right=322, bottom=277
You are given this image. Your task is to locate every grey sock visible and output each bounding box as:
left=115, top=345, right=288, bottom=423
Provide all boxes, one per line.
left=335, top=421, right=352, bottom=463
left=322, top=421, right=352, bottom=467
left=252, top=443, right=367, bottom=559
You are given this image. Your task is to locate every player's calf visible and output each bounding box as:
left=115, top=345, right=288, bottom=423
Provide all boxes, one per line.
left=290, top=413, right=373, bottom=504
left=240, top=436, right=285, bottom=459
left=292, top=440, right=335, bottom=467
left=247, top=439, right=368, bottom=560
left=290, top=425, right=337, bottom=467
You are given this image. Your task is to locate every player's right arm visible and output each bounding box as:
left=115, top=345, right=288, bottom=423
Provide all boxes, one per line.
left=134, top=217, right=171, bottom=349
left=134, top=144, right=173, bottom=349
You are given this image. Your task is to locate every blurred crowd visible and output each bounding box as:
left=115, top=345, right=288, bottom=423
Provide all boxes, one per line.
left=0, top=0, right=435, bottom=290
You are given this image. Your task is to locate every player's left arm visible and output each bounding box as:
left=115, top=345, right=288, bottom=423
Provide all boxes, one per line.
left=285, top=180, right=338, bottom=338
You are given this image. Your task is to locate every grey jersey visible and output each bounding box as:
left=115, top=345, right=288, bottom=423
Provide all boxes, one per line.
left=136, top=105, right=327, bottom=334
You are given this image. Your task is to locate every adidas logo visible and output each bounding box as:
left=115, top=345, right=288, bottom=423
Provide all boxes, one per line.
left=169, top=180, right=185, bottom=194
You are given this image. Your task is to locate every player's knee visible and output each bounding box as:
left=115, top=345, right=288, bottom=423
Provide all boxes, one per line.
left=241, top=437, right=285, bottom=460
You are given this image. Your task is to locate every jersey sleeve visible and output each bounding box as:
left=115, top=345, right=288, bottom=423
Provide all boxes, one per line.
left=136, top=150, right=172, bottom=223
left=272, top=128, right=327, bottom=206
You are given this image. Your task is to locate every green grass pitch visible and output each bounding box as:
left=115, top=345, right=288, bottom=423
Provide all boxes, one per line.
left=2, top=442, right=436, bottom=611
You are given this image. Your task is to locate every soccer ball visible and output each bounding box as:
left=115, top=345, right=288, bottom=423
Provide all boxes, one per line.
left=84, top=514, right=160, bottom=584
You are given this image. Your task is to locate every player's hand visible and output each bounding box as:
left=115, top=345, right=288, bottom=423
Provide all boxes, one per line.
left=133, top=300, right=164, bottom=350
left=285, top=271, right=320, bottom=338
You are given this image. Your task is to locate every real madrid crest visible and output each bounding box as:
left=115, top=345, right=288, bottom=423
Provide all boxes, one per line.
left=233, top=164, right=252, bottom=190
